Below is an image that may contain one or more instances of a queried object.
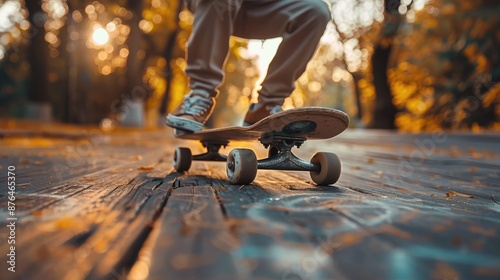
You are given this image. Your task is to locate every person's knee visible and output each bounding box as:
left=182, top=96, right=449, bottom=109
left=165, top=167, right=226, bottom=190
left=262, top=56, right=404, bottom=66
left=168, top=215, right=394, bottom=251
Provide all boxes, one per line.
left=306, top=0, right=331, bottom=26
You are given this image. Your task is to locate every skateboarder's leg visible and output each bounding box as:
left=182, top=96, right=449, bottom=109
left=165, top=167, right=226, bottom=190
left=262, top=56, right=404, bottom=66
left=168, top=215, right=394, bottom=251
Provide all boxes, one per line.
left=185, top=0, right=243, bottom=97
left=167, top=0, right=244, bottom=132
left=234, top=0, right=330, bottom=124
left=261, top=0, right=330, bottom=103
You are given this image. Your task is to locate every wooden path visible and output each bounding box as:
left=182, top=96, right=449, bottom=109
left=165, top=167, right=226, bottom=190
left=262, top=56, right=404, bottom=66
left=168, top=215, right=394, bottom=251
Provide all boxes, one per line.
left=0, top=126, right=499, bottom=280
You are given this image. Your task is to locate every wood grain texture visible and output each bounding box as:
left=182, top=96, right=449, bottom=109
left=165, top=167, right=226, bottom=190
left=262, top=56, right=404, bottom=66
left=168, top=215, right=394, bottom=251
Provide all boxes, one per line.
left=0, top=129, right=499, bottom=280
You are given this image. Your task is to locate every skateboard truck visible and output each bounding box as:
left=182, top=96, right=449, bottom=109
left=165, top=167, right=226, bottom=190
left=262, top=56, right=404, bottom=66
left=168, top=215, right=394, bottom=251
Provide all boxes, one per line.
left=174, top=134, right=340, bottom=186
left=192, top=140, right=228, bottom=161
left=173, top=140, right=227, bottom=172
left=256, top=134, right=320, bottom=172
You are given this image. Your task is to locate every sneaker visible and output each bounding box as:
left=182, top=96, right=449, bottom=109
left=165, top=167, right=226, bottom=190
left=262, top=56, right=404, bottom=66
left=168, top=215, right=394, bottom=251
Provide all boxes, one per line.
left=243, top=103, right=283, bottom=126
left=166, top=90, right=215, bottom=132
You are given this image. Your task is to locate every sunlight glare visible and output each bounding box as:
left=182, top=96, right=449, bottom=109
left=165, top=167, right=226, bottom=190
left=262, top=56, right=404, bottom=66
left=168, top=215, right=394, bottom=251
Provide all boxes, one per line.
left=47, top=0, right=67, bottom=18
left=247, top=38, right=282, bottom=79
left=92, top=27, right=109, bottom=46
left=0, top=1, right=21, bottom=32
left=247, top=38, right=282, bottom=101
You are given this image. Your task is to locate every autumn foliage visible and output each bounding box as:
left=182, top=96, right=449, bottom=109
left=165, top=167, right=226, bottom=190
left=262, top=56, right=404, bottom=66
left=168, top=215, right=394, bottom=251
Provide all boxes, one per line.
left=0, top=0, right=498, bottom=131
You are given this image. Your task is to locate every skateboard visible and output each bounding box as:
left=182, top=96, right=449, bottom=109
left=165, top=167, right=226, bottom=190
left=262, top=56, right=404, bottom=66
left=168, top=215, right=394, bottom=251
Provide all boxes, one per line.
left=172, top=107, right=349, bottom=185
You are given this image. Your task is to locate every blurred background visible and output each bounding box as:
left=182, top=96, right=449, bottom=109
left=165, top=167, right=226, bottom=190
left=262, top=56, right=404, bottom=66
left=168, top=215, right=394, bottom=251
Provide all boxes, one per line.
left=0, top=0, right=498, bottom=132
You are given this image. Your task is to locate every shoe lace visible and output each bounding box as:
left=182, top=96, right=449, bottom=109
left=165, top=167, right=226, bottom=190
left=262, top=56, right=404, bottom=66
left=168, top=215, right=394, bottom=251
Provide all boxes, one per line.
left=181, top=95, right=213, bottom=117
left=268, top=105, right=282, bottom=114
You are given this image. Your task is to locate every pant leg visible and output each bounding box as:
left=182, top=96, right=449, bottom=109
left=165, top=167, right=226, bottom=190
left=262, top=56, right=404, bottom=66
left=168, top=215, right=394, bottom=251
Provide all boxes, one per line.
left=233, top=0, right=331, bottom=104
left=184, top=0, right=244, bottom=97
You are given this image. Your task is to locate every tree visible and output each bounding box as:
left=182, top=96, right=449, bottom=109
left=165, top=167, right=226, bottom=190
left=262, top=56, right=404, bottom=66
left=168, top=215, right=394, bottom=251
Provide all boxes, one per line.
left=390, top=0, right=500, bottom=131
left=159, top=0, right=184, bottom=118
left=65, top=0, right=93, bottom=124
left=124, top=0, right=144, bottom=100
left=370, top=0, right=401, bottom=129
left=26, top=0, right=50, bottom=119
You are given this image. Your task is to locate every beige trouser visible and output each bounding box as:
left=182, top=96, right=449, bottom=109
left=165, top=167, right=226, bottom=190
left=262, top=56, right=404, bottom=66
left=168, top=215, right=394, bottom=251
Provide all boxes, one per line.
left=184, top=0, right=330, bottom=105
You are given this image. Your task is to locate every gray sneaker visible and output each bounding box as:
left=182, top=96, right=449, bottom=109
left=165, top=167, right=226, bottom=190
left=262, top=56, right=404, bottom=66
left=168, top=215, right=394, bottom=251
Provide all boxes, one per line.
left=166, top=90, right=215, bottom=132
left=243, top=103, right=283, bottom=126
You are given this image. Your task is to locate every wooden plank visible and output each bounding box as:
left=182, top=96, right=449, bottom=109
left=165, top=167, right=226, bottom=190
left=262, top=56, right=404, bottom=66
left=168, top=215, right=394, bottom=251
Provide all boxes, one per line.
left=84, top=174, right=178, bottom=279
left=0, top=129, right=90, bottom=139
left=146, top=178, right=242, bottom=280
left=0, top=139, right=179, bottom=280
left=198, top=133, right=500, bottom=279
left=271, top=134, right=500, bottom=279
left=1, top=129, right=499, bottom=280
left=201, top=165, right=349, bottom=280
left=0, top=147, right=167, bottom=217
left=218, top=171, right=500, bottom=280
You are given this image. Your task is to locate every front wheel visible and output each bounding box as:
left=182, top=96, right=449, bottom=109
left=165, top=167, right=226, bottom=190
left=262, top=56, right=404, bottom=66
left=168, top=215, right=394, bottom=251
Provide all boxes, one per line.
left=226, top=149, right=258, bottom=185
left=310, top=152, right=341, bottom=185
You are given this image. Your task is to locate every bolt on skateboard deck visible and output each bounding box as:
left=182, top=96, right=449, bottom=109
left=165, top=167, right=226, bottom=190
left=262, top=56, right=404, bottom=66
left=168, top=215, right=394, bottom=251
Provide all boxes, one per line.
left=172, top=107, right=349, bottom=185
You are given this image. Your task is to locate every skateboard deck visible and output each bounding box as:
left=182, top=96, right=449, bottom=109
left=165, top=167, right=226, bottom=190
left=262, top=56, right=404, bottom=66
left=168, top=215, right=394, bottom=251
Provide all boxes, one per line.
left=176, top=107, right=349, bottom=142
left=172, top=107, right=349, bottom=186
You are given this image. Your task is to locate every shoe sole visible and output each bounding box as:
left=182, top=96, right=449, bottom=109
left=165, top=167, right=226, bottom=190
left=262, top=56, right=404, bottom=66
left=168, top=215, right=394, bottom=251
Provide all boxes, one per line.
left=173, top=129, right=191, bottom=137
left=166, top=114, right=204, bottom=132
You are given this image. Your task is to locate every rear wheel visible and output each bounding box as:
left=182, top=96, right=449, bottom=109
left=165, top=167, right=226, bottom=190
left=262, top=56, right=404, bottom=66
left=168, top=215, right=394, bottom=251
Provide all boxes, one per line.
left=226, top=149, right=258, bottom=185
left=173, top=147, right=192, bottom=172
left=310, top=152, right=341, bottom=185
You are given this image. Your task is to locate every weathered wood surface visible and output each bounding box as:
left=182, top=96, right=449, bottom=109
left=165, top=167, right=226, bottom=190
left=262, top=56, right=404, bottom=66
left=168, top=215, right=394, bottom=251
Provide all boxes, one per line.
left=0, top=127, right=499, bottom=280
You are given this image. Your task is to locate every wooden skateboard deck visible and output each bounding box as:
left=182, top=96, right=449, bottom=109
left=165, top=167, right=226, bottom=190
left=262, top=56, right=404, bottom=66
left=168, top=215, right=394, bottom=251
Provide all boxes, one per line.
left=176, top=107, right=349, bottom=142
left=172, top=107, right=350, bottom=186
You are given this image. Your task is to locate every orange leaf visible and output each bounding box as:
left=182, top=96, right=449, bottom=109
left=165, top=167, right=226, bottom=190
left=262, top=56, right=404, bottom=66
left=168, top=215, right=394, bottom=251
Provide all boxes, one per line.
left=138, top=165, right=154, bottom=171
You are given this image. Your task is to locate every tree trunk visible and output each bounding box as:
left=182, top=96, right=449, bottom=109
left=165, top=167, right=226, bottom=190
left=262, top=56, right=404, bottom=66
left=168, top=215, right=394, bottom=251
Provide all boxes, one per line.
left=59, top=1, right=72, bottom=122
left=159, top=0, right=185, bottom=116
left=371, top=43, right=398, bottom=129
left=26, top=1, right=49, bottom=104
left=116, top=0, right=146, bottom=127
left=351, top=72, right=363, bottom=121
left=66, top=0, right=91, bottom=123
left=125, top=0, right=144, bottom=100
left=370, top=0, right=401, bottom=129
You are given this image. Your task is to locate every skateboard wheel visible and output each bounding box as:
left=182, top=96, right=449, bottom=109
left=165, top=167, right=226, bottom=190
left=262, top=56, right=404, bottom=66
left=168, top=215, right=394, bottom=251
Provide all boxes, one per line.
left=226, top=149, right=258, bottom=185
left=174, top=147, right=192, bottom=172
left=310, top=152, right=341, bottom=185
